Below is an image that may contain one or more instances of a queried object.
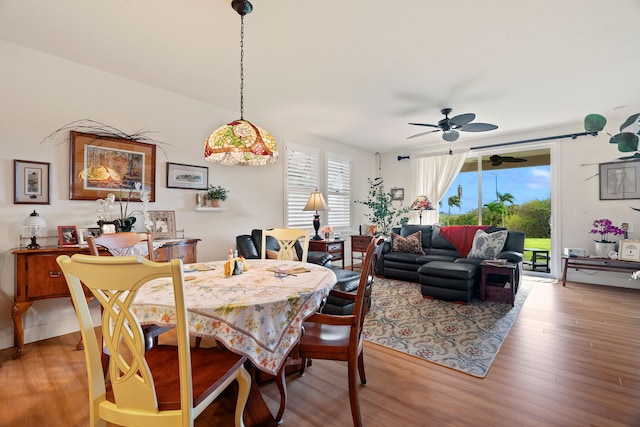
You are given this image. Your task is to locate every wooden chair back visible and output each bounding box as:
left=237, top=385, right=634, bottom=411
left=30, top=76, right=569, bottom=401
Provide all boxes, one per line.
left=86, top=231, right=155, bottom=260
left=56, top=254, right=250, bottom=427
left=260, top=228, right=309, bottom=262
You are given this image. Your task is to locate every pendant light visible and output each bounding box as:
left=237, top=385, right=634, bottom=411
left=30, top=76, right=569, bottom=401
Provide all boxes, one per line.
left=204, top=0, right=278, bottom=166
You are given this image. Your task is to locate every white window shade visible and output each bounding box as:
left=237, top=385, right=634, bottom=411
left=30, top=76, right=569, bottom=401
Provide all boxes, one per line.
left=286, top=146, right=319, bottom=229
left=327, top=155, right=351, bottom=228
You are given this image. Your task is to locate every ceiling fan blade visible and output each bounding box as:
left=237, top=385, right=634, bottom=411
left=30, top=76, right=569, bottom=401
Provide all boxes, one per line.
left=448, top=113, right=475, bottom=128
left=408, top=122, right=440, bottom=128
left=406, top=129, right=441, bottom=139
left=459, top=122, right=498, bottom=132
left=504, top=158, right=527, bottom=162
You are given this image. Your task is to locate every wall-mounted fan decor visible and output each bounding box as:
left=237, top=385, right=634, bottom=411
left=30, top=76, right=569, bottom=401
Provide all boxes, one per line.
left=407, top=108, right=498, bottom=142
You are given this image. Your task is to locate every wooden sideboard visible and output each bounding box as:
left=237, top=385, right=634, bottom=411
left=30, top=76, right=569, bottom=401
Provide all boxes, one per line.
left=11, top=238, right=200, bottom=358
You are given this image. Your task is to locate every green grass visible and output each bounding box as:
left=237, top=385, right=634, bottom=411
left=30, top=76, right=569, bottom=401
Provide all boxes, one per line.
left=523, top=238, right=550, bottom=261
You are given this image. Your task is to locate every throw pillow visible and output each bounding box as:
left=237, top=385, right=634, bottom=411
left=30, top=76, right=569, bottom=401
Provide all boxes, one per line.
left=391, top=231, right=425, bottom=254
left=266, top=249, right=299, bottom=261
left=467, top=229, right=508, bottom=259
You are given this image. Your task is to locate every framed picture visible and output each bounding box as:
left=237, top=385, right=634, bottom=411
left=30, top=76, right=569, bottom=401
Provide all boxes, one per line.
left=166, top=162, right=208, bottom=190
left=619, top=239, right=640, bottom=262
left=149, top=210, right=176, bottom=240
left=58, top=226, right=78, bottom=246
left=391, top=187, right=404, bottom=201
left=14, top=159, right=51, bottom=204
left=70, top=131, right=156, bottom=201
left=599, top=160, right=640, bottom=200
left=77, top=227, right=101, bottom=245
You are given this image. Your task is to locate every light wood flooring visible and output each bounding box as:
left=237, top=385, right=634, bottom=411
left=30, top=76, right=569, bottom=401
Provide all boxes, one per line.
left=1, top=279, right=639, bottom=426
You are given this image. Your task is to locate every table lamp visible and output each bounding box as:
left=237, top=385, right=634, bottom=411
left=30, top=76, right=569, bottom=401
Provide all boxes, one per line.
left=23, top=210, right=47, bottom=249
left=303, top=189, right=329, bottom=240
left=411, top=195, right=434, bottom=225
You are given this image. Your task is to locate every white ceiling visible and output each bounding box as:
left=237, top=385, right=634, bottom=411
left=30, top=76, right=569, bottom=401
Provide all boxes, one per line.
left=2, top=0, right=639, bottom=153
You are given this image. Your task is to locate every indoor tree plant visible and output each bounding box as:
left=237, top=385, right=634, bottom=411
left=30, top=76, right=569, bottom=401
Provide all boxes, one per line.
left=206, top=185, right=229, bottom=207
left=354, top=178, right=410, bottom=236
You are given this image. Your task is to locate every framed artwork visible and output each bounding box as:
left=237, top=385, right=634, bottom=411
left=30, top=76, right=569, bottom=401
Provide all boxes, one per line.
left=599, top=160, right=640, bottom=200
left=166, top=162, right=208, bottom=190
left=619, top=239, right=640, bottom=262
left=14, top=159, right=51, bottom=204
left=97, top=220, right=119, bottom=234
left=148, top=210, right=176, bottom=240
left=58, top=226, right=78, bottom=246
left=77, top=227, right=100, bottom=245
left=391, top=187, right=404, bottom=201
left=69, top=131, right=156, bottom=201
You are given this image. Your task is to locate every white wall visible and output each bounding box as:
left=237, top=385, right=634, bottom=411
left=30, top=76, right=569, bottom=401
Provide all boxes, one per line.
left=378, top=121, right=638, bottom=289
left=0, top=41, right=375, bottom=350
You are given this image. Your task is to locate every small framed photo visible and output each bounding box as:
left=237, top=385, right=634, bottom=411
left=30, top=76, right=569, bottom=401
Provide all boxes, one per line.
left=14, top=159, right=51, bottom=204
left=619, top=239, right=640, bottom=262
left=58, top=226, right=78, bottom=246
left=149, top=210, right=176, bottom=240
left=77, top=227, right=100, bottom=245
left=391, top=187, right=404, bottom=201
left=166, top=162, right=208, bottom=190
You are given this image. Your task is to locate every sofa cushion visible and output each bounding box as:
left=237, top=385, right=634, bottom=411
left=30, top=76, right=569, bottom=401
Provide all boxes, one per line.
left=467, top=229, right=508, bottom=259
left=439, top=225, right=489, bottom=257
left=391, top=231, right=425, bottom=254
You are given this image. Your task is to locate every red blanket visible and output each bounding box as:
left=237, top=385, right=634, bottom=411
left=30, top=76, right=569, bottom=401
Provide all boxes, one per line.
left=439, top=225, right=489, bottom=258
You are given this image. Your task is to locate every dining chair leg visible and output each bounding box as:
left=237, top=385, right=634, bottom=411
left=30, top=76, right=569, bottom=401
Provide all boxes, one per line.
left=357, top=350, right=367, bottom=384
left=275, top=362, right=287, bottom=424
left=348, top=357, right=363, bottom=427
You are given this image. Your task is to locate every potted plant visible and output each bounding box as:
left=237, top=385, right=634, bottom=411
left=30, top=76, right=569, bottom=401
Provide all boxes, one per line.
left=206, top=185, right=229, bottom=207
left=354, top=178, right=409, bottom=236
left=590, top=218, right=624, bottom=258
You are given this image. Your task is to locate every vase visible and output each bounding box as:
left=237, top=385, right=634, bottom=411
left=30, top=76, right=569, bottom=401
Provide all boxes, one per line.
left=594, top=241, right=616, bottom=258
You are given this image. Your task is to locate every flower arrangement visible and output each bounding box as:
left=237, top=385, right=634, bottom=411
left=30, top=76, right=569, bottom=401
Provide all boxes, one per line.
left=590, top=218, right=625, bottom=243
left=631, top=271, right=640, bottom=281
left=320, top=225, right=333, bottom=234
left=97, top=182, right=151, bottom=232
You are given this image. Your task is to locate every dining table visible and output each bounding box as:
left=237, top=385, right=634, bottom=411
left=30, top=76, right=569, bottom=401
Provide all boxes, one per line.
left=131, top=258, right=337, bottom=425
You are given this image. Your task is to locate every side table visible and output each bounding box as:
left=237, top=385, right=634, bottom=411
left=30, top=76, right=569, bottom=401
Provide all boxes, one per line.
left=350, top=235, right=372, bottom=270
left=480, top=260, right=517, bottom=306
left=308, top=239, right=344, bottom=268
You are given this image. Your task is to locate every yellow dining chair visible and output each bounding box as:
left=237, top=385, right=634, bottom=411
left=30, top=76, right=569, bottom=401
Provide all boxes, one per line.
left=87, top=232, right=171, bottom=372
left=296, top=237, right=382, bottom=427
left=56, top=254, right=251, bottom=427
left=260, top=228, right=309, bottom=262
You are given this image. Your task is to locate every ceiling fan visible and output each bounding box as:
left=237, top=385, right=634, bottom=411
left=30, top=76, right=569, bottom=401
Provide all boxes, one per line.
left=486, top=154, right=527, bottom=166
left=407, top=108, right=498, bottom=142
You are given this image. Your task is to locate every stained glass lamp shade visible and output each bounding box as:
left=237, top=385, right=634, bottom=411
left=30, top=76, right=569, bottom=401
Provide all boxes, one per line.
left=205, top=120, right=278, bottom=166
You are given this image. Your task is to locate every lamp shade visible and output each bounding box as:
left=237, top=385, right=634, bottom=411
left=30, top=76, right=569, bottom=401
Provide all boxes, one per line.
left=303, top=191, right=329, bottom=212
left=411, top=195, right=434, bottom=211
left=204, top=119, right=279, bottom=166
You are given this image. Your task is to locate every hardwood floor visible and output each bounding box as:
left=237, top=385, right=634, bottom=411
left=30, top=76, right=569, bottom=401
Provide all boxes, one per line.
left=1, top=279, right=638, bottom=426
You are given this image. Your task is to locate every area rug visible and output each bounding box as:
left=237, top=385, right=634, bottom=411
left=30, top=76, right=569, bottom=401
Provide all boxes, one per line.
left=363, top=277, right=534, bottom=378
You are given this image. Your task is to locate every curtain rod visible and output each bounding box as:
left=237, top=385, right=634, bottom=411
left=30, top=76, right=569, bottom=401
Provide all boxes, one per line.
left=468, top=131, right=598, bottom=151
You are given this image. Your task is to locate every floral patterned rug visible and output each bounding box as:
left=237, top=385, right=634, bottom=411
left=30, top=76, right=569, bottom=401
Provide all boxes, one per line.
left=363, top=277, right=534, bottom=378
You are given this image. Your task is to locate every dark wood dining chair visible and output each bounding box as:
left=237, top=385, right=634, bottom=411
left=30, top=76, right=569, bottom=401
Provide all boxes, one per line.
left=56, top=254, right=251, bottom=426
left=87, top=232, right=172, bottom=372
left=296, top=237, right=382, bottom=427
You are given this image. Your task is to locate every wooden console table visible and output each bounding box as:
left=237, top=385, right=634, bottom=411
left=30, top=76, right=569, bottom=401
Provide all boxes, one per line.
left=11, top=238, right=199, bottom=358
left=561, top=256, right=640, bottom=286
left=308, top=239, right=344, bottom=268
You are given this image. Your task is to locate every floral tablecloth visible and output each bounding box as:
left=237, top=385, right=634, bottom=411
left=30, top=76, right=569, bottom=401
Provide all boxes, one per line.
left=132, top=259, right=336, bottom=375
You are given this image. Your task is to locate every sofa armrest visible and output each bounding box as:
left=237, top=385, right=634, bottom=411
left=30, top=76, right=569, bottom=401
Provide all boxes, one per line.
left=498, top=250, right=523, bottom=264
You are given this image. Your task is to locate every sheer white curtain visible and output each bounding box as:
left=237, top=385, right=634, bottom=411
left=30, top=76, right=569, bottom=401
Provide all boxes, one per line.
left=410, top=152, right=467, bottom=224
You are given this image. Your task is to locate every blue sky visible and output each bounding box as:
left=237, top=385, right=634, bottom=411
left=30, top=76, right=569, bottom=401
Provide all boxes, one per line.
left=440, top=166, right=551, bottom=213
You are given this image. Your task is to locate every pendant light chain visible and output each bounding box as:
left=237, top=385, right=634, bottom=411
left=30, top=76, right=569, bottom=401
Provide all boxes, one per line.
left=239, top=15, right=245, bottom=120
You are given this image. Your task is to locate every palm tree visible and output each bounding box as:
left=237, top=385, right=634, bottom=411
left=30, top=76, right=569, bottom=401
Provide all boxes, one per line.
left=497, top=192, right=515, bottom=226
left=446, top=195, right=461, bottom=225
left=483, top=201, right=504, bottom=226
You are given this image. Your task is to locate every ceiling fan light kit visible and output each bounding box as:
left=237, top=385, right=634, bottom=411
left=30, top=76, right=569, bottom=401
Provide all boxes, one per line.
left=407, top=107, right=498, bottom=142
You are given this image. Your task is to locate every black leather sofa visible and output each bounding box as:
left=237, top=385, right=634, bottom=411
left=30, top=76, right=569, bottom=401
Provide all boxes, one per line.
left=377, top=224, right=525, bottom=302
left=236, top=229, right=364, bottom=315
